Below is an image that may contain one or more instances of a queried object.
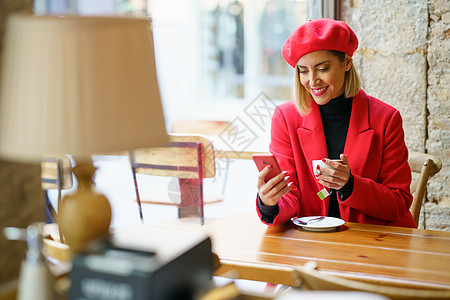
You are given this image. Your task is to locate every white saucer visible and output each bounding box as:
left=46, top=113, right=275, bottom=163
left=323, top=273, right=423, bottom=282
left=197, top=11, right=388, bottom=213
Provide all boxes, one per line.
left=292, top=216, right=345, bottom=232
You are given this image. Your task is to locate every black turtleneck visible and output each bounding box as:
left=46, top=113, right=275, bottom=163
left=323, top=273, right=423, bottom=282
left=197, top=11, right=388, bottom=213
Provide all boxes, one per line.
left=320, top=94, right=353, bottom=218
left=320, top=94, right=352, bottom=159
left=257, top=94, right=354, bottom=223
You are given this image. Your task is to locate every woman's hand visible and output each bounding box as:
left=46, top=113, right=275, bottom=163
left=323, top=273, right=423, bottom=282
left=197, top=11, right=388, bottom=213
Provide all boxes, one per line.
left=316, top=154, right=351, bottom=190
left=257, top=166, right=293, bottom=206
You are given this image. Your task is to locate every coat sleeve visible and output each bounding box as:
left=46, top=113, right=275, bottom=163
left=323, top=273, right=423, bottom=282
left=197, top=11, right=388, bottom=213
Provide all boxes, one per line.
left=339, top=110, right=413, bottom=223
left=256, top=106, right=302, bottom=225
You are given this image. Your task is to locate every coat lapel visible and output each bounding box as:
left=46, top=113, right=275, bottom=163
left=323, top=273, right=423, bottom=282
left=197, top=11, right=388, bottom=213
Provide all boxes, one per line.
left=298, top=102, right=328, bottom=190
left=344, top=90, right=374, bottom=175
left=297, top=90, right=374, bottom=181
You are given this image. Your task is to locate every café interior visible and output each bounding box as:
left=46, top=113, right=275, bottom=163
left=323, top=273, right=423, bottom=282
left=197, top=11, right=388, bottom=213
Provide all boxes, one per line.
left=0, top=0, right=449, bottom=299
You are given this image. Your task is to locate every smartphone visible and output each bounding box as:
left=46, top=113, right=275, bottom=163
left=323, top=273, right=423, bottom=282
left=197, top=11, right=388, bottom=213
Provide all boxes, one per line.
left=252, top=154, right=283, bottom=182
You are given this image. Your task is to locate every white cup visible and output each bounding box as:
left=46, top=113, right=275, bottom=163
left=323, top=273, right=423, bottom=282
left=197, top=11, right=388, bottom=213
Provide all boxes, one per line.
left=312, top=159, right=342, bottom=175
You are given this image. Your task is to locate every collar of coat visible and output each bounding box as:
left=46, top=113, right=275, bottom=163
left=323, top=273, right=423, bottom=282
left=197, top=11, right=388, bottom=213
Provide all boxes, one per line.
left=298, top=89, right=374, bottom=179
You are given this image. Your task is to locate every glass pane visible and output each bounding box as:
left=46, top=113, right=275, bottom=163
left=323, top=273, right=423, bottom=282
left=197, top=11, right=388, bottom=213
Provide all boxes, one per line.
left=34, top=0, right=148, bottom=15
left=198, top=0, right=307, bottom=101
left=255, top=0, right=306, bottom=100
left=198, top=1, right=245, bottom=99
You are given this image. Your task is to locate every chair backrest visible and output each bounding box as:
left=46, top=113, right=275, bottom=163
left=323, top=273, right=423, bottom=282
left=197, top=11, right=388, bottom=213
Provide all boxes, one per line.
left=294, top=262, right=450, bottom=300
left=130, top=134, right=216, bottom=179
left=129, top=134, right=216, bottom=223
left=170, top=119, right=236, bottom=195
left=41, top=156, right=73, bottom=190
left=41, top=156, right=73, bottom=227
left=407, top=151, right=442, bottom=225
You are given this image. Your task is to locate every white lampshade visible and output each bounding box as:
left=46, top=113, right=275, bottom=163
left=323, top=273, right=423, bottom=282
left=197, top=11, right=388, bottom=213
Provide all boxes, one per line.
left=0, top=14, right=168, bottom=162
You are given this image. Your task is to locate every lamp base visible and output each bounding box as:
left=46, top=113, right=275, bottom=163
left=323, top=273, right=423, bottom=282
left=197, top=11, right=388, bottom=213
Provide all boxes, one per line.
left=57, top=158, right=111, bottom=253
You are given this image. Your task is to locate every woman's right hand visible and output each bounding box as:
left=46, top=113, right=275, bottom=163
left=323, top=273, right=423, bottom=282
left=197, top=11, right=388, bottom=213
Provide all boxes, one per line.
left=257, top=166, right=293, bottom=206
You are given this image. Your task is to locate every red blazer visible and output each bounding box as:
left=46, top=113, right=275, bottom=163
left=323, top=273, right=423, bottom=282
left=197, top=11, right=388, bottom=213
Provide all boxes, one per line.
left=257, top=89, right=416, bottom=228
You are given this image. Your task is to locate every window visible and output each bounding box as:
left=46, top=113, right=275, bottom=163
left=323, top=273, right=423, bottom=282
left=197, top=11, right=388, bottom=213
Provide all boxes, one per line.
left=34, top=0, right=332, bottom=123
left=196, top=0, right=306, bottom=101
left=148, top=0, right=310, bottom=125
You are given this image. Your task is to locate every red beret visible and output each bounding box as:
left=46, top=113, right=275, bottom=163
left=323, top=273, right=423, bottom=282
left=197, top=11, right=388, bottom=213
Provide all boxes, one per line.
left=282, top=18, right=358, bottom=68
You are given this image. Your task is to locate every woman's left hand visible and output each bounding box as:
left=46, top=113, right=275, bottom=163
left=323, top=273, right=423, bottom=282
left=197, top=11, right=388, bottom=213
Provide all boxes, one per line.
left=316, top=154, right=351, bottom=190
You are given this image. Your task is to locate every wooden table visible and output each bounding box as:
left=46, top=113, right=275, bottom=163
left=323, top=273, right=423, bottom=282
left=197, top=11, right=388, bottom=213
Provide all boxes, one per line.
left=154, top=212, right=450, bottom=290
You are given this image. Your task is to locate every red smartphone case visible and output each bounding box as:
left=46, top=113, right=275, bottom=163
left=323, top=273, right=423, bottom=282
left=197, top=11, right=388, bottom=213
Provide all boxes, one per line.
left=252, top=154, right=282, bottom=182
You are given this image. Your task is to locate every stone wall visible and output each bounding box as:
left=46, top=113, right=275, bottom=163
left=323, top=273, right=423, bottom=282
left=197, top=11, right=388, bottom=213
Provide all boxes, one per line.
left=425, top=0, right=450, bottom=230
left=341, top=0, right=449, bottom=230
left=0, top=0, right=42, bottom=284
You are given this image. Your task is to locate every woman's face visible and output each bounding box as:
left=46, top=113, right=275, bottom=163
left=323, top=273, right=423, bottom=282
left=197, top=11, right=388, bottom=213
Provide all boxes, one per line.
left=297, top=50, right=351, bottom=105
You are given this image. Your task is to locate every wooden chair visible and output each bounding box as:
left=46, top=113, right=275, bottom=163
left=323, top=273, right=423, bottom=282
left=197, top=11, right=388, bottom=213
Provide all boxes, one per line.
left=408, top=151, right=442, bottom=225
left=171, top=119, right=235, bottom=201
left=41, top=156, right=73, bottom=222
left=293, top=262, right=450, bottom=300
left=41, top=156, right=73, bottom=190
left=129, top=134, right=218, bottom=224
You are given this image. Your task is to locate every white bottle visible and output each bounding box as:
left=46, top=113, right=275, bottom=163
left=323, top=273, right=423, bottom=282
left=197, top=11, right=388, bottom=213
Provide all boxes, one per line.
left=16, top=224, right=56, bottom=300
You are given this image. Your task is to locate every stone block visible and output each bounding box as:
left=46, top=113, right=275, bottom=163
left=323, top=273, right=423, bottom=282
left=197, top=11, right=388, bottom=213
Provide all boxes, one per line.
left=419, top=201, right=450, bottom=231
left=343, top=0, right=428, bottom=54
left=353, top=52, right=427, bottom=152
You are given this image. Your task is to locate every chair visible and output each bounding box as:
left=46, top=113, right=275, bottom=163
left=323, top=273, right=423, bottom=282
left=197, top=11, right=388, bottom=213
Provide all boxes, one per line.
left=171, top=119, right=235, bottom=202
left=41, top=156, right=73, bottom=222
left=129, top=134, right=218, bottom=224
left=293, top=261, right=450, bottom=300
left=407, top=151, right=442, bottom=225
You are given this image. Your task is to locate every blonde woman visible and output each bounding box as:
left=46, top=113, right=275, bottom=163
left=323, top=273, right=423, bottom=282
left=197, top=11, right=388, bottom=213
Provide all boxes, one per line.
left=256, top=18, right=416, bottom=228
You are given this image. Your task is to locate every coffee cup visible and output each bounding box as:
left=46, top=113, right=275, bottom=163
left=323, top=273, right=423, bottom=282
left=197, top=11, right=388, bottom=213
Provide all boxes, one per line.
left=312, top=159, right=342, bottom=175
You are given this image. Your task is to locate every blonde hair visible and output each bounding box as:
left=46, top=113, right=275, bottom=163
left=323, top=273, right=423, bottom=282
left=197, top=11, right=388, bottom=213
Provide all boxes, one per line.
left=293, top=51, right=361, bottom=116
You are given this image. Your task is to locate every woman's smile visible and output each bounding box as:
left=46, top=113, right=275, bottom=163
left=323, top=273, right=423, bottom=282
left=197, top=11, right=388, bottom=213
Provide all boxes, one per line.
left=311, top=86, right=328, bottom=96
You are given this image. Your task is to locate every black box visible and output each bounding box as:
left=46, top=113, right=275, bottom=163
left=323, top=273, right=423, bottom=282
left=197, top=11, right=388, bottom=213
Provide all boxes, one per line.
left=69, top=226, right=214, bottom=300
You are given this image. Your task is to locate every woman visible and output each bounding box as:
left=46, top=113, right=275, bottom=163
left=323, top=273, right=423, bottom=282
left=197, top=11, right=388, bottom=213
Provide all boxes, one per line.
left=256, top=18, right=416, bottom=228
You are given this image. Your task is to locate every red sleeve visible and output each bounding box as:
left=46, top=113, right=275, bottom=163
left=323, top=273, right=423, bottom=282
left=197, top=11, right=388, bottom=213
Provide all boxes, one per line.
left=256, top=106, right=302, bottom=225
left=339, top=110, right=413, bottom=222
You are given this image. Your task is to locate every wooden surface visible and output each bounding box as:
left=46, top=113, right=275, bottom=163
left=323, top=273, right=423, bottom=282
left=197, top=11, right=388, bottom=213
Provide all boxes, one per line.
left=0, top=280, right=17, bottom=300
left=408, top=151, right=443, bottom=225
left=154, top=212, right=450, bottom=290
left=41, top=156, right=73, bottom=190
left=132, top=134, right=216, bottom=179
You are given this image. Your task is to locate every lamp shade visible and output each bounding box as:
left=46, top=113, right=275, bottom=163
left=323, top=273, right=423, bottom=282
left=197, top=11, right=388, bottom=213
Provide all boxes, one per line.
left=0, top=14, right=168, bottom=162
